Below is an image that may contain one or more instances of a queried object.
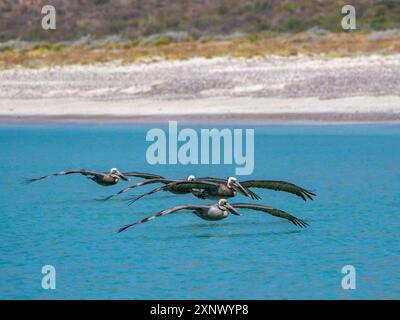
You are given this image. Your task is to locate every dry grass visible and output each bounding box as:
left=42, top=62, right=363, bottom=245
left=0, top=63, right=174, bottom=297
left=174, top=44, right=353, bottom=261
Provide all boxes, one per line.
left=1, top=32, right=400, bottom=69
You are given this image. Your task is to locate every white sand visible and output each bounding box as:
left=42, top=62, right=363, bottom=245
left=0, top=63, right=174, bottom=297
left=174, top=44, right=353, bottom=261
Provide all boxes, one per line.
left=1, top=96, right=400, bottom=118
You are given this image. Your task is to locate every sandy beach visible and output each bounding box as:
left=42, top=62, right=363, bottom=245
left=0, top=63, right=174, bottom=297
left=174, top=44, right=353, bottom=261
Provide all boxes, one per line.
left=1, top=54, right=400, bottom=122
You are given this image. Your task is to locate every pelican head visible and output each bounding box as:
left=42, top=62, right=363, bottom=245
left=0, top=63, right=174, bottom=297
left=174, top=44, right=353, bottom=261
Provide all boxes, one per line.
left=227, top=176, right=251, bottom=198
left=227, top=177, right=237, bottom=186
left=187, top=175, right=196, bottom=181
left=110, top=168, right=129, bottom=181
left=218, top=199, right=241, bottom=216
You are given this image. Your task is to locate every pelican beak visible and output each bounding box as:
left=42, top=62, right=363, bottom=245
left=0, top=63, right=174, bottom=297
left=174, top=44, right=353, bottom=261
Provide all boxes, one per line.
left=225, top=203, right=242, bottom=216
left=233, top=181, right=252, bottom=198
left=118, top=172, right=130, bottom=181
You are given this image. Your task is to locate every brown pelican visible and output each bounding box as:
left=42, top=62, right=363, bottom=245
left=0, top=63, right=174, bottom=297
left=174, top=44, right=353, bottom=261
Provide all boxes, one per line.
left=117, top=199, right=309, bottom=232
left=127, top=177, right=254, bottom=205
left=25, top=168, right=130, bottom=186
left=198, top=177, right=316, bottom=201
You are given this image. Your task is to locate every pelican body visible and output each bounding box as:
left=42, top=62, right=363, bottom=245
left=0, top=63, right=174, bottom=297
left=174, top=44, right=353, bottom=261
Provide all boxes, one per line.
left=192, top=202, right=231, bottom=221
left=192, top=177, right=255, bottom=200
left=90, top=169, right=125, bottom=186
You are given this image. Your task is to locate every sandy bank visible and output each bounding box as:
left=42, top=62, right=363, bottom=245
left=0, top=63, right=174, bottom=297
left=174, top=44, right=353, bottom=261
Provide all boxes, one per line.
left=1, top=96, right=400, bottom=123
left=1, top=55, right=399, bottom=122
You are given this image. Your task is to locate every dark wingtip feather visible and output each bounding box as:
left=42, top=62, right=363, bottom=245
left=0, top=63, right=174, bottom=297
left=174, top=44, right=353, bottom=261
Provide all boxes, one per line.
left=22, top=178, right=36, bottom=184
left=305, top=190, right=317, bottom=198
left=117, top=224, right=131, bottom=233
left=291, top=218, right=309, bottom=228
left=304, top=193, right=313, bottom=201
left=299, top=193, right=307, bottom=201
left=127, top=197, right=139, bottom=206
left=298, top=219, right=309, bottom=228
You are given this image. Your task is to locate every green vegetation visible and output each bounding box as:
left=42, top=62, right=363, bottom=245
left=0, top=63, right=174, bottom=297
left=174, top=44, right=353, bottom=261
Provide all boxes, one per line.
left=0, top=0, right=399, bottom=42
left=155, top=38, right=171, bottom=46
left=32, top=43, right=66, bottom=52
left=1, top=31, right=399, bottom=70
left=245, top=34, right=259, bottom=42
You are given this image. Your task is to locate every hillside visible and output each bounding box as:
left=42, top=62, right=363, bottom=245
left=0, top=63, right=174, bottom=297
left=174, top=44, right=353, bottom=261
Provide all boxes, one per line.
left=1, top=0, right=400, bottom=42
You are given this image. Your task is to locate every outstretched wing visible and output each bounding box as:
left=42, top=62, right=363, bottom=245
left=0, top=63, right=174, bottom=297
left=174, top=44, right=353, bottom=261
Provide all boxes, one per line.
left=117, top=205, right=208, bottom=232
left=127, top=180, right=219, bottom=205
left=127, top=185, right=167, bottom=205
left=122, top=172, right=165, bottom=179
left=231, top=203, right=309, bottom=227
left=169, top=180, right=220, bottom=191
left=197, top=177, right=227, bottom=183
left=100, top=178, right=173, bottom=201
left=25, top=169, right=103, bottom=184
left=240, top=180, right=316, bottom=201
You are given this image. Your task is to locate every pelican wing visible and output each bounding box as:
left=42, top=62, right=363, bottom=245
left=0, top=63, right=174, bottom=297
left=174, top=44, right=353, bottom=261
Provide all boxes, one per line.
left=167, top=180, right=220, bottom=192
left=100, top=178, right=173, bottom=201
left=117, top=205, right=209, bottom=232
left=25, top=169, right=103, bottom=183
left=127, top=181, right=219, bottom=205
left=122, top=172, right=165, bottom=179
left=240, top=180, right=316, bottom=201
left=231, top=203, right=309, bottom=227
left=127, top=185, right=167, bottom=205
left=197, top=177, right=227, bottom=183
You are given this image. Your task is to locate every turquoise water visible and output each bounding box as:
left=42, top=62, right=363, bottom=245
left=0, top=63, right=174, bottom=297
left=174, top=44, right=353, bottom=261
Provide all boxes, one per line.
left=0, top=123, right=399, bottom=299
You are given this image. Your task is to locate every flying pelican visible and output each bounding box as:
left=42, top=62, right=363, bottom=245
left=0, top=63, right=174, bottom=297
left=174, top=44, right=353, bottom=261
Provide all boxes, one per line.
left=25, top=168, right=130, bottom=186
left=198, top=177, right=316, bottom=201
left=127, top=177, right=255, bottom=205
left=117, top=199, right=309, bottom=232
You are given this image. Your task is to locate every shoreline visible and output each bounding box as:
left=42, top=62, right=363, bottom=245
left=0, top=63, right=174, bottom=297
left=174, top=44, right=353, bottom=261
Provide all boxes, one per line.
left=2, top=112, right=400, bottom=125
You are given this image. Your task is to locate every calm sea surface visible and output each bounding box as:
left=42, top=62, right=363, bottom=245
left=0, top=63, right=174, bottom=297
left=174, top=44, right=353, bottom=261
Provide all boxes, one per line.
left=0, top=123, right=399, bottom=299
